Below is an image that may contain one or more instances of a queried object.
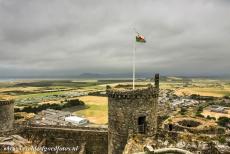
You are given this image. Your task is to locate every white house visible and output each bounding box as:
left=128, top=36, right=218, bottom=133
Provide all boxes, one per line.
left=64, top=116, right=89, bottom=125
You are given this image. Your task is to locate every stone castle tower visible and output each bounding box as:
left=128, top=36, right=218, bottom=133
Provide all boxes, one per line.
left=0, top=99, right=14, bottom=132
left=107, top=74, right=159, bottom=154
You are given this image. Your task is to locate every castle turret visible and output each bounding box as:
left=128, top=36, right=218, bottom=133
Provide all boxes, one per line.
left=0, top=99, right=14, bottom=132
left=107, top=74, right=159, bottom=154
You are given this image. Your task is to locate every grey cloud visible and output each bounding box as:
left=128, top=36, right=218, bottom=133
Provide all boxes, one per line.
left=0, top=0, right=229, bottom=77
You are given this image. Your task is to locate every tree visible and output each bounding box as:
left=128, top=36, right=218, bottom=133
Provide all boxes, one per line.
left=223, top=95, right=230, bottom=99
left=179, top=107, right=187, bottom=115
left=197, top=106, right=203, bottom=112
left=218, top=117, right=230, bottom=128
left=195, top=105, right=205, bottom=117
left=206, top=115, right=216, bottom=120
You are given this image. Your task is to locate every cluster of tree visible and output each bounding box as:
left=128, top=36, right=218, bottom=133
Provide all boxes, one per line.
left=223, top=95, right=230, bottom=99
left=62, top=99, right=85, bottom=108
left=195, top=106, right=204, bottom=117
left=218, top=101, right=230, bottom=107
left=88, top=91, right=106, bottom=96
left=206, top=115, right=216, bottom=120
left=209, top=100, right=230, bottom=107
left=179, top=107, right=187, bottom=115
left=218, top=117, right=230, bottom=128
left=190, top=94, right=215, bottom=101
left=15, top=99, right=85, bottom=113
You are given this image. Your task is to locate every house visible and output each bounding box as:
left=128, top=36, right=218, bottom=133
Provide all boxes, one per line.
left=65, top=116, right=89, bottom=125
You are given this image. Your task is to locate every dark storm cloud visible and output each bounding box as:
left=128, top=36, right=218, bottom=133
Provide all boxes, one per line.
left=0, top=0, right=230, bottom=77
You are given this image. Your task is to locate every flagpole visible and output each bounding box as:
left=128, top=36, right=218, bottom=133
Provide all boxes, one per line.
left=133, top=36, right=136, bottom=90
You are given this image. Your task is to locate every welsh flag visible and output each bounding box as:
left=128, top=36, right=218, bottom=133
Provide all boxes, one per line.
left=136, top=34, right=146, bottom=43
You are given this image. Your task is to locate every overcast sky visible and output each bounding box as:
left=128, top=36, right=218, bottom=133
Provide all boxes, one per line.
left=0, top=0, right=229, bottom=77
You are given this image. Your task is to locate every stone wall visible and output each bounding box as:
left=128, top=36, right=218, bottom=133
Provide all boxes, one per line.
left=0, top=100, right=14, bottom=132
left=21, top=126, right=108, bottom=154
left=107, top=83, right=159, bottom=154
left=164, top=123, right=225, bottom=135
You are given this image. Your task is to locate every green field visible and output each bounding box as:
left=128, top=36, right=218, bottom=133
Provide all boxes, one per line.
left=0, top=77, right=229, bottom=124
left=161, top=78, right=230, bottom=97
left=74, top=96, right=108, bottom=124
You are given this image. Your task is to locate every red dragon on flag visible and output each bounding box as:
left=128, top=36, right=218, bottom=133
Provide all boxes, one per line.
left=136, top=34, right=146, bottom=43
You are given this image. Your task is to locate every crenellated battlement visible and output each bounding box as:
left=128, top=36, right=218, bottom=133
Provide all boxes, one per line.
left=0, top=99, right=14, bottom=106
left=106, top=84, right=158, bottom=99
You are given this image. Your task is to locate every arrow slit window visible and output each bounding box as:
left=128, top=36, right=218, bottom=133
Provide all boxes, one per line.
left=138, top=116, right=146, bottom=134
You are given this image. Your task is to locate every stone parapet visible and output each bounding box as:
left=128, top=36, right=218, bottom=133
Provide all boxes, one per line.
left=0, top=100, right=14, bottom=105
left=21, top=126, right=108, bottom=154
left=26, top=124, right=108, bottom=132
left=106, top=84, right=158, bottom=99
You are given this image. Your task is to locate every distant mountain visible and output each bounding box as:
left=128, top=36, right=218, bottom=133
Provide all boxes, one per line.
left=77, top=73, right=156, bottom=79
left=0, top=73, right=229, bottom=80
left=77, top=73, right=230, bottom=81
